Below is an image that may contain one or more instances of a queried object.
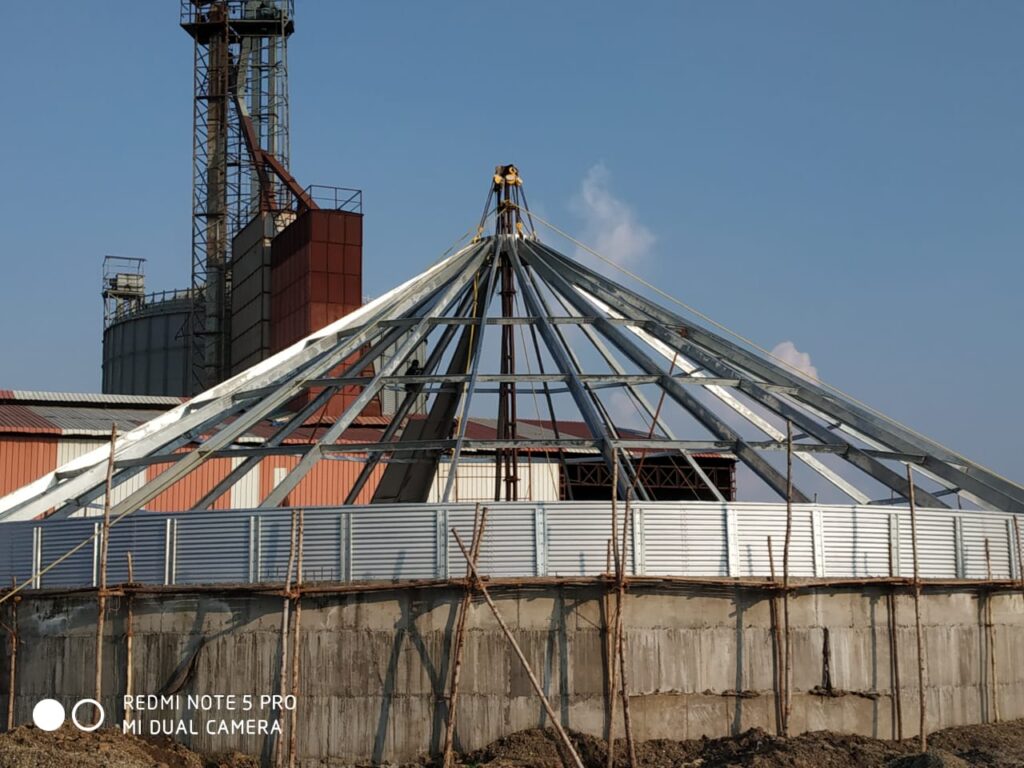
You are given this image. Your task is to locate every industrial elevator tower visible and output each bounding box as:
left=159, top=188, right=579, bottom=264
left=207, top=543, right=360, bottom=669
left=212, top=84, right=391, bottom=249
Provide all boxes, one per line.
left=181, top=0, right=294, bottom=393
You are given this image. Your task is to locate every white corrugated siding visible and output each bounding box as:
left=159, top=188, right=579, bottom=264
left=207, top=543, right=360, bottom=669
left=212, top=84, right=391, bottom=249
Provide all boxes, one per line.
left=898, top=511, right=957, bottom=578
left=643, top=504, right=728, bottom=576
left=960, top=514, right=1013, bottom=579
left=822, top=507, right=892, bottom=577
left=734, top=504, right=816, bottom=577
left=428, top=460, right=560, bottom=503
left=3, top=501, right=1019, bottom=589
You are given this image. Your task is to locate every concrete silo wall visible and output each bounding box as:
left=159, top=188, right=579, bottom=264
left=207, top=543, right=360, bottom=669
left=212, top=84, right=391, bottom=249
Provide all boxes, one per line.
left=2, top=583, right=1022, bottom=764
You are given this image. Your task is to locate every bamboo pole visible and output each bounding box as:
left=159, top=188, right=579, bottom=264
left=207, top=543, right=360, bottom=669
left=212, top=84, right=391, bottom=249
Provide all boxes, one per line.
left=617, top=495, right=637, bottom=768
left=94, top=424, right=117, bottom=725
left=1015, top=517, right=1024, bottom=594
left=124, top=552, right=135, bottom=727
left=984, top=538, right=999, bottom=724
left=767, top=536, right=783, bottom=735
left=289, top=510, right=305, bottom=768
left=5, top=584, right=16, bottom=732
left=274, top=509, right=299, bottom=768
left=443, top=504, right=488, bottom=768
left=606, top=463, right=621, bottom=768
left=782, top=420, right=794, bottom=736
left=603, top=536, right=615, bottom=766
left=887, top=533, right=903, bottom=741
left=907, top=466, right=927, bottom=753
left=452, top=530, right=584, bottom=768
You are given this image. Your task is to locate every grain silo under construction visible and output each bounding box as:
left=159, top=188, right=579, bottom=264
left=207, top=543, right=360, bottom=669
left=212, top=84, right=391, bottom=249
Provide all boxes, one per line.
left=0, top=163, right=1022, bottom=765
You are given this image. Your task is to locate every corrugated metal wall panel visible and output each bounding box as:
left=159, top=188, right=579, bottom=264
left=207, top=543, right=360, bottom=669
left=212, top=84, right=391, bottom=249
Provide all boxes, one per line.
left=734, top=504, right=816, bottom=577
left=175, top=514, right=249, bottom=584
left=258, top=455, right=383, bottom=507
left=40, top=519, right=97, bottom=587
left=62, top=439, right=147, bottom=517
left=821, top=507, right=892, bottom=577
left=428, top=461, right=560, bottom=503
left=104, top=515, right=168, bottom=584
left=546, top=503, right=623, bottom=576
left=960, top=514, right=1013, bottom=579
left=447, top=504, right=538, bottom=577
left=298, top=510, right=345, bottom=582
left=259, top=509, right=302, bottom=581
left=0, top=522, right=34, bottom=586
left=146, top=456, right=236, bottom=512
left=0, top=436, right=56, bottom=497
left=351, top=507, right=436, bottom=581
left=3, top=502, right=1018, bottom=589
left=898, top=512, right=957, bottom=578
left=229, top=458, right=261, bottom=508
left=643, top=504, right=728, bottom=576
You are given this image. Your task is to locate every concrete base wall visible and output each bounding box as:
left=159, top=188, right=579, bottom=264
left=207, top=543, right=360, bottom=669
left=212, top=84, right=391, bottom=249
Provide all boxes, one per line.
left=2, top=584, right=1022, bottom=765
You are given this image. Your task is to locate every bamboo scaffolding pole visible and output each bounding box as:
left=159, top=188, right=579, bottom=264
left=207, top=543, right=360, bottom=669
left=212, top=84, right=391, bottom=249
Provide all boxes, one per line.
left=5, top=579, right=16, bottom=732
left=274, top=509, right=299, bottom=768
left=767, top=536, right=784, bottom=735
left=984, top=538, right=999, bottom=724
left=606, top=464, right=621, bottom=768
left=782, top=421, right=794, bottom=736
left=289, top=510, right=305, bottom=768
left=887, top=532, right=903, bottom=741
left=617, top=495, right=637, bottom=768
left=124, top=552, right=135, bottom=727
left=452, top=530, right=584, bottom=768
left=1015, top=517, right=1024, bottom=594
left=907, top=466, right=927, bottom=753
left=93, top=425, right=117, bottom=725
left=603, top=537, right=615, bottom=767
left=443, top=504, right=488, bottom=768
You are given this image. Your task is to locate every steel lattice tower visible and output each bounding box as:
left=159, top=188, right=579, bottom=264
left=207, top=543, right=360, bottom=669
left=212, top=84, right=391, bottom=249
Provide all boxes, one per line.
left=181, top=1, right=294, bottom=394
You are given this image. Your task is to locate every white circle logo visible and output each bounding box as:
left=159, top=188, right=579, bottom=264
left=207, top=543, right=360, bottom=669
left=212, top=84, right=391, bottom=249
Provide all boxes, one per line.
left=71, top=699, right=105, bottom=732
left=32, top=699, right=65, bottom=731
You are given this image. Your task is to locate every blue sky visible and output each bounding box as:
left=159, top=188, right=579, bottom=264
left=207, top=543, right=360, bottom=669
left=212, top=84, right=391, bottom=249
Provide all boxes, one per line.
left=0, top=2, right=1020, bottom=480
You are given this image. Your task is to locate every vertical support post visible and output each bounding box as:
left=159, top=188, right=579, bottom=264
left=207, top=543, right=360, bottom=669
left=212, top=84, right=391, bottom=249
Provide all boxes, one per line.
left=452, top=530, right=584, bottom=768
left=274, top=509, right=298, bottom=768
left=617, top=495, right=637, bottom=768
left=907, top=465, right=927, bottom=753
left=606, top=465, right=620, bottom=768
left=5, top=583, right=17, bottom=732
left=94, top=425, right=116, bottom=724
left=289, top=510, right=305, bottom=768
left=782, top=421, right=794, bottom=736
left=442, top=504, right=487, bottom=768
left=124, top=552, right=135, bottom=728
left=767, top=536, right=784, bottom=736
left=887, top=523, right=903, bottom=741
left=984, top=538, right=999, bottom=724
left=1015, top=517, right=1024, bottom=594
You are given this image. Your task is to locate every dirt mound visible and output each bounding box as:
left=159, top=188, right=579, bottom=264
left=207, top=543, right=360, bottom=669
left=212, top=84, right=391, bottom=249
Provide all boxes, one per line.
left=457, top=720, right=1024, bottom=768
left=0, top=725, right=257, bottom=768
left=2, top=719, right=1023, bottom=768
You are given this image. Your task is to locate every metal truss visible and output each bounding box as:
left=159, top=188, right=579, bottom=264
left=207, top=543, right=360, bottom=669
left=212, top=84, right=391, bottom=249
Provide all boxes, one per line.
left=2, top=176, right=1022, bottom=525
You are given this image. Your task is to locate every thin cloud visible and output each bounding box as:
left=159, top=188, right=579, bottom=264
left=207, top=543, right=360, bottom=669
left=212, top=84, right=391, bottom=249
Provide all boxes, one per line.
left=571, top=164, right=655, bottom=273
left=770, top=340, right=819, bottom=380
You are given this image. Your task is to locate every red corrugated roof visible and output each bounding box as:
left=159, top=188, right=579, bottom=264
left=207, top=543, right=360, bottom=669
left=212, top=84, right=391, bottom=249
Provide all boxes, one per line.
left=0, top=405, right=61, bottom=435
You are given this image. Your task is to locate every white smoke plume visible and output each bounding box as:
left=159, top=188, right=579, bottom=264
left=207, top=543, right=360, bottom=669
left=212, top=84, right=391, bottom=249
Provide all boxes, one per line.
left=770, top=340, right=819, bottom=380
left=571, top=164, right=655, bottom=272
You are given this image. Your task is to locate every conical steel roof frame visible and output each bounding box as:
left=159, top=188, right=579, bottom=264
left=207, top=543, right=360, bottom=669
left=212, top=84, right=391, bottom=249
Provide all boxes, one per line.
left=1, top=183, right=1022, bottom=527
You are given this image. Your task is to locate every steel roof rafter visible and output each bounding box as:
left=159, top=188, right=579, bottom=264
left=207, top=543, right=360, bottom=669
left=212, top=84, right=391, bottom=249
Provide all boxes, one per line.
left=521, top=242, right=807, bottom=503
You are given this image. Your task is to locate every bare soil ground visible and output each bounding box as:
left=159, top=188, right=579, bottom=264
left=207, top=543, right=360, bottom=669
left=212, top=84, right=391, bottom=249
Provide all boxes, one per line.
left=0, top=724, right=258, bottom=768
left=0, top=720, right=1021, bottom=767
left=458, top=720, right=1024, bottom=768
